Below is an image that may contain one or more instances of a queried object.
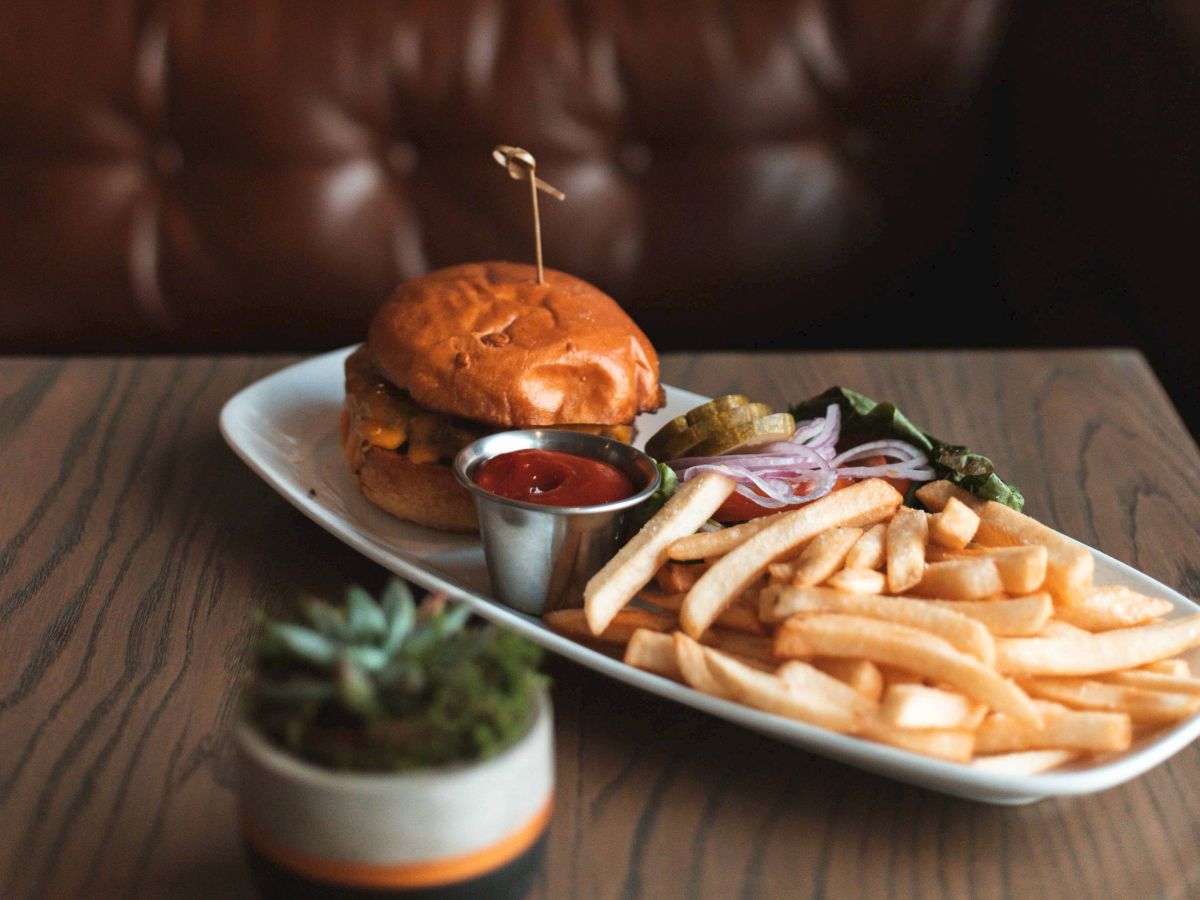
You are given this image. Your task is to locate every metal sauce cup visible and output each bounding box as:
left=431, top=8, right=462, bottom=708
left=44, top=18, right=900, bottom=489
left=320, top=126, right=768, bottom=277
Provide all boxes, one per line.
left=453, top=430, right=660, bottom=616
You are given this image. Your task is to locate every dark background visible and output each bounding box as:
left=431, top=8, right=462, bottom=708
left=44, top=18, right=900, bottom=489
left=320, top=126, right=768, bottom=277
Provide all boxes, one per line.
left=1, top=1, right=1196, bottom=436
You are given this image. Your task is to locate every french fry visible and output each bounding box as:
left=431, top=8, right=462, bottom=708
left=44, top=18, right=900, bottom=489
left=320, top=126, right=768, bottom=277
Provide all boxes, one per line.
left=974, top=702, right=1132, bottom=754
left=879, top=683, right=985, bottom=730
left=673, top=632, right=731, bottom=697
left=700, top=628, right=778, bottom=666
left=1037, top=619, right=1092, bottom=639
left=705, top=652, right=872, bottom=733
left=775, top=613, right=1041, bottom=725
left=679, top=479, right=903, bottom=638
left=1054, top=585, right=1175, bottom=632
left=624, top=629, right=683, bottom=680
left=928, top=497, right=980, bottom=550
left=926, top=544, right=1048, bottom=594
left=878, top=665, right=925, bottom=687
left=1142, top=658, right=1191, bottom=677
left=886, top=506, right=928, bottom=593
left=655, top=561, right=711, bottom=594
left=667, top=508, right=790, bottom=561
left=545, top=607, right=675, bottom=645
left=811, top=657, right=885, bottom=702
left=908, top=558, right=1004, bottom=601
left=995, top=614, right=1200, bottom=676
left=1019, top=676, right=1200, bottom=723
left=638, top=589, right=766, bottom=635
left=915, top=479, right=984, bottom=514
left=759, top=584, right=996, bottom=665
left=628, top=627, right=774, bottom=678
left=1095, top=669, right=1200, bottom=695
left=827, top=568, right=887, bottom=595
left=845, top=522, right=887, bottom=571
left=916, top=480, right=1093, bottom=602
left=775, top=661, right=880, bottom=715
left=922, top=593, right=1053, bottom=637
left=783, top=526, right=862, bottom=587
left=552, top=459, right=1192, bottom=775
left=859, top=720, right=976, bottom=762
left=584, top=471, right=736, bottom=634
left=969, top=749, right=1079, bottom=775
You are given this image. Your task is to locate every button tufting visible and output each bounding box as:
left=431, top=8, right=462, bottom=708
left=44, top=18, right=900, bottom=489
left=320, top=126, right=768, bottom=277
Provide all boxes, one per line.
left=387, top=142, right=419, bottom=175
left=618, top=142, right=652, bottom=176
left=152, top=141, right=183, bottom=176
left=841, top=127, right=880, bottom=163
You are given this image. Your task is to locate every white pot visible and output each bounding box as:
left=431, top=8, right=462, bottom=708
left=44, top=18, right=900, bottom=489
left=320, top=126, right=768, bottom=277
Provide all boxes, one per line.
left=236, top=689, right=554, bottom=897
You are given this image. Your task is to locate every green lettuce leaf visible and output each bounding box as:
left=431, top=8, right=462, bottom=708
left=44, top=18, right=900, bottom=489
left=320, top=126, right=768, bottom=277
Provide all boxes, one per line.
left=789, top=387, right=1024, bottom=511
left=629, top=462, right=678, bottom=530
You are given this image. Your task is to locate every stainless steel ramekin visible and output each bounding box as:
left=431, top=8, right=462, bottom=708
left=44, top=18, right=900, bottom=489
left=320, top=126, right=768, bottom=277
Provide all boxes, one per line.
left=453, top=430, right=660, bottom=616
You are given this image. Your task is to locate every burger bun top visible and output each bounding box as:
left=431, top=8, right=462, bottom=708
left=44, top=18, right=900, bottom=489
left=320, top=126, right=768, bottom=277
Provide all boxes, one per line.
left=367, top=261, right=664, bottom=427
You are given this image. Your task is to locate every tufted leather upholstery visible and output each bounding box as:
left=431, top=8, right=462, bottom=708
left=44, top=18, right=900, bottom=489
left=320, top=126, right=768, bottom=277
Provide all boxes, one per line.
left=1, top=1, right=1196, bottom=435
left=0, top=0, right=1012, bottom=353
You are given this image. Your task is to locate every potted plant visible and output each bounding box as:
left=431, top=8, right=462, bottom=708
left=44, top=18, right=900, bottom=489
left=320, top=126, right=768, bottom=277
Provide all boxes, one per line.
left=235, top=578, right=552, bottom=899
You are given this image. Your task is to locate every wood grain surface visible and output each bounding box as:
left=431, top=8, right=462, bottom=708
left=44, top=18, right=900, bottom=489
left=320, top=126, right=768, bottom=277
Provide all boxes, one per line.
left=1, top=350, right=1198, bottom=900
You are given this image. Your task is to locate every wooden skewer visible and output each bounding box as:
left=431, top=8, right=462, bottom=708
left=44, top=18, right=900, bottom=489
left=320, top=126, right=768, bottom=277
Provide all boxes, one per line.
left=492, top=145, right=565, bottom=284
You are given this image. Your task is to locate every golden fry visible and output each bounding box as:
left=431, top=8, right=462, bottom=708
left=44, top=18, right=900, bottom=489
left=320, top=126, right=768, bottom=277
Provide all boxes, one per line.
left=879, top=683, right=985, bottom=730
left=584, top=471, right=735, bottom=634
left=926, top=544, right=1048, bottom=594
left=811, top=657, right=885, bottom=702
left=680, top=479, right=903, bottom=638
left=1020, top=676, right=1200, bottom=724
left=908, top=558, right=1004, bottom=601
left=1055, top=585, right=1175, bottom=632
left=922, top=593, right=1053, bottom=637
left=775, top=613, right=1041, bottom=725
left=928, top=496, right=980, bottom=550
left=886, top=506, right=928, bottom=593
left=996, top=615, right=1200, bottom=676
left=845, top=522, right=888, bottom=571
left=545, top=607, right=675, bottom=645
left=759, top=584, right=996, bottom=665
left=787, top=526, right=863, bottom=587
left=826, top=568, right=887, bottom=595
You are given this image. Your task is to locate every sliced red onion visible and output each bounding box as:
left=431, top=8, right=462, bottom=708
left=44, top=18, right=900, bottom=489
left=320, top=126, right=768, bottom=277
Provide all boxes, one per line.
left=830, top=439, right=929, bottom=467
left=667, top=405, right=934, bottom=513
left=679, top=463, right=838, bottom=508
left=668, top=446, right=831, bottom=472
left=836, top=460, right=936, bottom=480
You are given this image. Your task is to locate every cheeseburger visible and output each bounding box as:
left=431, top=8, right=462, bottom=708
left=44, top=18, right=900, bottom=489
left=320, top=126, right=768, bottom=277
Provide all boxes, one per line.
left=341, top=261, right=664, bottom=531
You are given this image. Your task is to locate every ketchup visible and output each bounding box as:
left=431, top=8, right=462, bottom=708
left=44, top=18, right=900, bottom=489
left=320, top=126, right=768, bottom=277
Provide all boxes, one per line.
left=474, top=449, right=636, bottom=507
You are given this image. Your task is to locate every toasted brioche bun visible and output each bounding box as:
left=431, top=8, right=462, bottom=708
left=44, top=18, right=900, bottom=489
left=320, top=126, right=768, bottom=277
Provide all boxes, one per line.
left=340, top=407, right=478, bottom=532
left=367, top=261, right=664, bottom=427
left=357, top=447, right=479, bottom=533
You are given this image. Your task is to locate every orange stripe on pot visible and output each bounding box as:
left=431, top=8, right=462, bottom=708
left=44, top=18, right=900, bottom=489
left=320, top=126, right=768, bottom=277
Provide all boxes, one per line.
left=242, top=797, right=552, bottom=889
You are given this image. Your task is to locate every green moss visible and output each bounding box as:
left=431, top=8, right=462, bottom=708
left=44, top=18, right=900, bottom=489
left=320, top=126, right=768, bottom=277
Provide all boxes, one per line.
left=244, top=580, right=547, bottom=771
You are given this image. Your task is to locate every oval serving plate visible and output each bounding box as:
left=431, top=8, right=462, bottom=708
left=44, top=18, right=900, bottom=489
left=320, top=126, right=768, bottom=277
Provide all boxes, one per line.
left=220, top=345, right=1200, bottom=805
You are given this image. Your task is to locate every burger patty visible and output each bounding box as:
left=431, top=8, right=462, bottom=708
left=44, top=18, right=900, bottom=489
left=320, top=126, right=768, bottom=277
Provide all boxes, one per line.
left=342, top=347, right=633, bottom=467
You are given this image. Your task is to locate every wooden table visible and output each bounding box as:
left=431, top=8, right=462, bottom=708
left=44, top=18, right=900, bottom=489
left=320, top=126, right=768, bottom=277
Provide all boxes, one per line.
left=3, top=349, right=1199, bottom=900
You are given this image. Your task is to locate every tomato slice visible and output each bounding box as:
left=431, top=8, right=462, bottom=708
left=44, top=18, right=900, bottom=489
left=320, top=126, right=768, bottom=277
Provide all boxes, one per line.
left=709, top=456, right=911, bottom=524
left=712, top=478, right=852, bottom=523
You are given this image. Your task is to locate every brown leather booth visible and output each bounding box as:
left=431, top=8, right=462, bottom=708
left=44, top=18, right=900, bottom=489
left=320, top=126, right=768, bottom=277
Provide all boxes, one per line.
left=2, top=1, right=1196, bottom=435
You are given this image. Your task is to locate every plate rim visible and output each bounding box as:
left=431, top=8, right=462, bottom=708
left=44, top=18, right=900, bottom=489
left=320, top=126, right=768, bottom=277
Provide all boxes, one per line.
left=219, top=344, right=1200, bottom=804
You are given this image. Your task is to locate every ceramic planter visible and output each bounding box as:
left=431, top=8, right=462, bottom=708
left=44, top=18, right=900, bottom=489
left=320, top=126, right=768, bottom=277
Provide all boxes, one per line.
left=236, top=690, right=553, bottom=899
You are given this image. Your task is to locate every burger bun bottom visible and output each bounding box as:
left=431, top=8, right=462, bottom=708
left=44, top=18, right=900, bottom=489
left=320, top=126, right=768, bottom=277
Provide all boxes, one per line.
left=341, top=408, right=479, bottom=532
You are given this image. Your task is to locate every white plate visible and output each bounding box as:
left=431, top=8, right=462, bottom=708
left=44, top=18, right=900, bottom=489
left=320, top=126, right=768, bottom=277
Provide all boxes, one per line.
left=220, top=345, right=1200, bottom=805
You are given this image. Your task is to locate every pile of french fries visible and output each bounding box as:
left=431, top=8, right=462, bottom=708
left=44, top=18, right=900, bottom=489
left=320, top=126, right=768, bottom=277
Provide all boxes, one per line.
left=543, top=473, right=1200, bottom=775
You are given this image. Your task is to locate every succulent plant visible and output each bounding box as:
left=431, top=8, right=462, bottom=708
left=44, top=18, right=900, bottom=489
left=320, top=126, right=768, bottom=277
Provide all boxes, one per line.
left=245, top=579, right=546, bottom=772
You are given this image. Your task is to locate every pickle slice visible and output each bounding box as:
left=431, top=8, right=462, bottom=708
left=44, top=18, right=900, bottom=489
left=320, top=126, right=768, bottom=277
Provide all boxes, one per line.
left=645, top=395, right=750, bottom=459
left=654, top=402, right=775, bottom=462
left=644, top=412, right=693, bottom=460
left=686, top=411, right=796, bottom=457
left=684, top=394, right=751, bottom=426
